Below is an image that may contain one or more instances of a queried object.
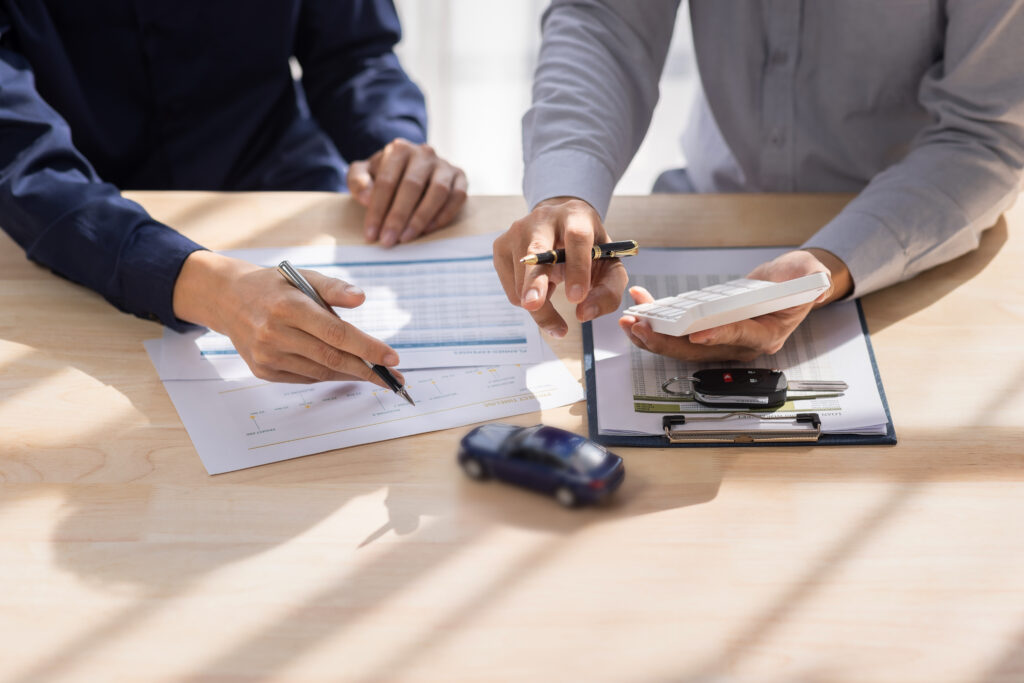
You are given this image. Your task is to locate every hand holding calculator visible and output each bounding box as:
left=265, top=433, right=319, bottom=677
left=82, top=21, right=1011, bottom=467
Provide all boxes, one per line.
left=624, top=272, right=831, bottom=337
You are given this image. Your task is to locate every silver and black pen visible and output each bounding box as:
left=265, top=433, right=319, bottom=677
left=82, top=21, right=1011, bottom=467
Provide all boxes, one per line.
left=276, top=260, right=415, bottom=406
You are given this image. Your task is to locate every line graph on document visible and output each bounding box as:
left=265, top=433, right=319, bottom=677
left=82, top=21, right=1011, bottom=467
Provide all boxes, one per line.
left=225, top=363, right=571, bottom=449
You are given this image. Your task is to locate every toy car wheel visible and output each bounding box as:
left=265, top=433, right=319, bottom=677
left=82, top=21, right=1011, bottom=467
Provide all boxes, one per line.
left=461, top=457, right=487, bottom=480
left=555, top=486, right=577, bottom=508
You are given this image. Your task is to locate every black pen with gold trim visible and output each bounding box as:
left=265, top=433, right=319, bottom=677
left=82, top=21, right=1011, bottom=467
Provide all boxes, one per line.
left=519, top=240, right=639, bottom=265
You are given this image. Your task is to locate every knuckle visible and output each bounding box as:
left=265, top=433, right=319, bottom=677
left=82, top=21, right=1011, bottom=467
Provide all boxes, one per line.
left=250, top=347, right=272, bottom=366
left=324, top=321, right=349, bottom=349
left=320, top=345, right=345, bottom=370
left=251, top=364, right=274, bottom=381
left=375, top=176, right=398, bottom=192
left=534, top=205, right=555, bottom=222
left=253, top=322, right=275, bottom=347
left=402, top=176, right=426, bottom=193
left=313, top=364, right=335, bottom=382
left=564, top=224, right=592, bottom=244
left=527, top=238, right=550, bottom=254
left=267, top=296, right=291, bottom=319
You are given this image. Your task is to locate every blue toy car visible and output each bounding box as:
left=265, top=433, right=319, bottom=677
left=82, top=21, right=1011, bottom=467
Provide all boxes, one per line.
left=458, top=423, right=625, bottom=507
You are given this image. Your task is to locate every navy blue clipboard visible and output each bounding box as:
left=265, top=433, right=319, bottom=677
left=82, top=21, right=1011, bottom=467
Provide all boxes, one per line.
left=582, top=300, right=897, bottom=448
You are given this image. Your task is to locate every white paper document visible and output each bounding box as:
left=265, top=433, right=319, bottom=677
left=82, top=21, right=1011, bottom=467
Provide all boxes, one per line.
left=152, top=233, right=544, bottom=380
left=592, top=248, right=890, bottom=437
left=146, top=341, right=583, bottom=474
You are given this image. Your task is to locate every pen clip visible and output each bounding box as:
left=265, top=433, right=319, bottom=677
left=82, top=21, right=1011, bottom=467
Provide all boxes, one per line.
left=598, top=240, right=639, bottom=259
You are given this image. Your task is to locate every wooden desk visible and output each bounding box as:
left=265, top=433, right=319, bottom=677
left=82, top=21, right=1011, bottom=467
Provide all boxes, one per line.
left=1, top=192, right=1022, bottom=682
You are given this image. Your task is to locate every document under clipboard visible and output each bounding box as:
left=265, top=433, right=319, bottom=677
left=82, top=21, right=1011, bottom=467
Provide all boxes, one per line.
left=581, top=246, right=897, bottom=449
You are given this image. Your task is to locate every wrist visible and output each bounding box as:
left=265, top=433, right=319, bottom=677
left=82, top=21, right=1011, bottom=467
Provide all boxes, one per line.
left=804, top=248, right=853, bottom=305
left=172, top=250, right=257, bottom=328
left=535, top=196, right=595, bottom=213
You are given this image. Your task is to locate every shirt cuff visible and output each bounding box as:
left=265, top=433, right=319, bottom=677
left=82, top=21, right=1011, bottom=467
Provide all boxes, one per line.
left=523, top=149, right=617, bottom=219
left=116, top=221, right=205, bottom=332
left=369, top=117, right=427, bottom=150
left=802, top=209, right=907, bottom=299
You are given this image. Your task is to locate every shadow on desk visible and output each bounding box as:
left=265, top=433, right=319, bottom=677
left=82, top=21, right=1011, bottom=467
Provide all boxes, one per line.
left=2, top=208, right=1018, bottom=681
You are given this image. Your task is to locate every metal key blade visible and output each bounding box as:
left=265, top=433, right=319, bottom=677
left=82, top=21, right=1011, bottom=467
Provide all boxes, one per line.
left=787, top=380, right=848, bottom=392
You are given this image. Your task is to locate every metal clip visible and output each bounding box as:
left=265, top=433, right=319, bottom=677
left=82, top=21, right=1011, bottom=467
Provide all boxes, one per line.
left=662, top=412, right=822, bottom=444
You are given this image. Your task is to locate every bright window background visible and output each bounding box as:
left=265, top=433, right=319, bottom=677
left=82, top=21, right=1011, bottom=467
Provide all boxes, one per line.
left=392, top=1, right=698, bottom=195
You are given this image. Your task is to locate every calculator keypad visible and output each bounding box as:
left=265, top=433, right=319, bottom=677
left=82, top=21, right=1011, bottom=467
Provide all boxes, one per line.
left=630, top=279, right=773, bottom=321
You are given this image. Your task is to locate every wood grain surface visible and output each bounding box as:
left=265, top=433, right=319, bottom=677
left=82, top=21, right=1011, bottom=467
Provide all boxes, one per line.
left=1, top=192, right=1022, bottom=682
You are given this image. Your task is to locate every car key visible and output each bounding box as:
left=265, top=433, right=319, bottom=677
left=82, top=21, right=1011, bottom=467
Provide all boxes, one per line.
left=674, top=368, right=847, bottom=409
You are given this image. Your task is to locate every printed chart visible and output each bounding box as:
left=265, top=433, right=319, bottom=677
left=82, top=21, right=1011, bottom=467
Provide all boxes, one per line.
left=150, top=343, right=583, bottom=473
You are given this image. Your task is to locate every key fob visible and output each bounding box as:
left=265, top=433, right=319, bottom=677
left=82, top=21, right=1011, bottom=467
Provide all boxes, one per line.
left=692, top=368, right=787, bottom=409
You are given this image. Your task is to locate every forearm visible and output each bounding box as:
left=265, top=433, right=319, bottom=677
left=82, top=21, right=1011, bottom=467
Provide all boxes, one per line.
left=0, top=46, right=203, bottom=329
left=803, top=0, right=1024, bottom=298
left=295, top=0, right=427, bottom=162
left=523, top=0, right=679, bottom=218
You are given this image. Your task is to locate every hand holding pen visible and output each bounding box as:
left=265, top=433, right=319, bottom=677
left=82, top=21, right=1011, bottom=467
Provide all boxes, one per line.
left=277, top=261, right=414, bottom=404
left=492, top=197, right=635, bottom=336
left=172, top=250, right=409, bottom=389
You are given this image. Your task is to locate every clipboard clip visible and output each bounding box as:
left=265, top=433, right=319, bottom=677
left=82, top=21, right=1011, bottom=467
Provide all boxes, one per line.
left=662, top=412, right=822, bottom=444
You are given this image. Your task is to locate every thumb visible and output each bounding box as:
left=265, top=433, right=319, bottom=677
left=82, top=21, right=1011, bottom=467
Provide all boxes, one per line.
left=347, top=161, right=374, bottom=206
left=628, top=285, right=655, bottom=305
left=302, top=270, right=366, bottom=310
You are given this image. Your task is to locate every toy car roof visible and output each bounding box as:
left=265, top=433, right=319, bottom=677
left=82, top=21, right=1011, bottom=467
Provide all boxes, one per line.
left=518, top=425, right=590, bottom=459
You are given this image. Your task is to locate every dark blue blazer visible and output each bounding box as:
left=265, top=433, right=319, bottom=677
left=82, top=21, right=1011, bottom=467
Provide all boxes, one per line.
left=0, top=0, right=427, bottom=328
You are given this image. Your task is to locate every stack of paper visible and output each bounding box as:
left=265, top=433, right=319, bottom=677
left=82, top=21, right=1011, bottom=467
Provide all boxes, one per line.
left=590, top=247, right=891, bottom=439
left=145, top=234, right=583, bottom=474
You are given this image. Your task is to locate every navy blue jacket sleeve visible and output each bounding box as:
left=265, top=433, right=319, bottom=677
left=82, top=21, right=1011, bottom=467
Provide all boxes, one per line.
left=294, top=0, right=428, bottom=162
left=0, top=26, right=203, bottom=331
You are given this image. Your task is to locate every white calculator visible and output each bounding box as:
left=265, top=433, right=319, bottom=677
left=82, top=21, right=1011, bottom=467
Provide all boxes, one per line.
left=624, top=272, right=831, bottom=337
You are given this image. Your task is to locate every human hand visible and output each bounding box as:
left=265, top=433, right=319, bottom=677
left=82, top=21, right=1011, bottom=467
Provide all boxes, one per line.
left=618, top=248, right=852, bottom=362
left=173, top=251, right=403, bottom=385
left=347, top=138, right=468, bottom=247
left=492, top=197, right=629, bottom=337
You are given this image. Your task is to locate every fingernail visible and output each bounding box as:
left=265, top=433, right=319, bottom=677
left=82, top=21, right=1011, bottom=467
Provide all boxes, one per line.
left=381, top=230, right=397, bottom=247
left=581, top=304, right=598, bottom=321
left=344, top=284, right=364, bottom=297
left=383, top=351, right=399, bottom=366
left=523, top=288, right=540, bottom=304
left=399, top=228, right=416, bottom=243
left=633, top=325, right=649, bottom=341
left=365, top=225, right=377, bottom=240
left=569, top=285, right=584, bottom=303
left=545, top=327, right=566, bottom=338
left=691, top=333, right=712, bottom=345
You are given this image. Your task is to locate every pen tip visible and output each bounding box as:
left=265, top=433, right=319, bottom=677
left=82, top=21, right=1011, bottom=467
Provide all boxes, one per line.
left=400, top=388, right=415, bottom=406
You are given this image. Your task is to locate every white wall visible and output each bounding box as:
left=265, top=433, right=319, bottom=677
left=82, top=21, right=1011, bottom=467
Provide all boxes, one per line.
left=393, top=1, right=697, bottom=196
